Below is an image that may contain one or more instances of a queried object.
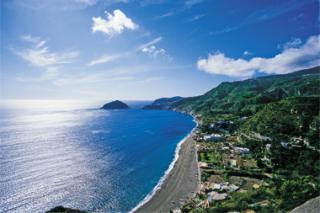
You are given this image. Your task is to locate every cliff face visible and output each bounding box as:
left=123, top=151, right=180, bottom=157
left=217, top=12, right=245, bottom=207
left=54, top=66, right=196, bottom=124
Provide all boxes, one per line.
left=101, top=100, right=130, bottom=110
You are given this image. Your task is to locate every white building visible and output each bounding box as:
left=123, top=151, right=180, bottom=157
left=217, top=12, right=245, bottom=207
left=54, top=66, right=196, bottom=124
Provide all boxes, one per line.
left=204, top=134, right=223, bottom=142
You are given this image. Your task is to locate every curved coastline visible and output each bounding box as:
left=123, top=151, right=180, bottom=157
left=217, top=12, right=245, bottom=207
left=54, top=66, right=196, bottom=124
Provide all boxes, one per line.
left=131, top=115, right=199, bottom=212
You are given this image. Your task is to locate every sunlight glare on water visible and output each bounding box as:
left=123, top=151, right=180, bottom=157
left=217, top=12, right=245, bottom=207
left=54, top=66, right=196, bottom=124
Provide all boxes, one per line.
left=0, top=100, right=195, bottom=212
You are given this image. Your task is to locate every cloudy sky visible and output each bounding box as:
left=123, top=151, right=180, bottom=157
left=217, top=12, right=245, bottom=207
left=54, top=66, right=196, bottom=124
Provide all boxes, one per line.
left=1, top=0, right=319, bottom=101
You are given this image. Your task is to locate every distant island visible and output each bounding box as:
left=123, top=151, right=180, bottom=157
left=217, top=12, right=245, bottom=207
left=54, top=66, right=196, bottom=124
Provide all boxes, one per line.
left=143, top=96, right=183, bottom=110
left=101, top=100, right=130, bottom=110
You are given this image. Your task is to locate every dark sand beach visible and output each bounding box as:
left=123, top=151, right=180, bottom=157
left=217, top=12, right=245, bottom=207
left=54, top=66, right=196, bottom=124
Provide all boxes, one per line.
left=135, top=135, right=200, bottom=212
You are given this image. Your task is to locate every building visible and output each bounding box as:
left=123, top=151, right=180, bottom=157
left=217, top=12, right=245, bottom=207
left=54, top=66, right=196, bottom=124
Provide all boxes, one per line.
left=204, top=134, right=223, bottom=142
left=234, top=147, right=250, bottom=155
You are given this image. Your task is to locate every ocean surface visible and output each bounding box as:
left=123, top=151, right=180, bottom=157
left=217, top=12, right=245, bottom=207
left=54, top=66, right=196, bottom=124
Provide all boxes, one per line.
left=0, top=105, right=195, bottom=212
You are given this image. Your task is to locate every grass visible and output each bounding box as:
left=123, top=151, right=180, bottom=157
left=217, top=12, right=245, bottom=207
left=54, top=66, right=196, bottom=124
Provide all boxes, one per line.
left=198, top=152, right=221, bottom=163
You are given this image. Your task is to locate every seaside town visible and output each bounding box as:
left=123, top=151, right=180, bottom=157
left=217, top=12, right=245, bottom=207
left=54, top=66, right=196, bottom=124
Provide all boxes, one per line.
left=171, top=111, right=319, bottom=213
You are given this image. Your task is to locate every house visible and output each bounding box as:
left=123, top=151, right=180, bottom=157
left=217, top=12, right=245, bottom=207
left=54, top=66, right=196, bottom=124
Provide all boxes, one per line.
left=228, top=184, right=240, bottom=192
left=265, top=144, right=271, bottom=152
left=212, top=183, right=222, bottom=191
left=280, top=141, right=289, bottom=149
left=223, top=156, right=243, bottom=168
left=204, top=134, right=223, bottom=142
left=199, top=162, right=208, bottom=168
left=221, top=146, right=230, bottom=151
left=172, top=209, right=182, bottom=213
left=240, top=116, right=248, bottom=121
left=208, top=191, right=228, bottom=203
left=253, top=183, right=261, bottom=189
left=234, top=147, right=250, bottom=155
left=229, top=159, right=237, bottom=167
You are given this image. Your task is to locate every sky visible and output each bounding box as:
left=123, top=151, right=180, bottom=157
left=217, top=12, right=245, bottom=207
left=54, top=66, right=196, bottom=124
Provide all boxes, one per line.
left=1, top=0, right=319, bottom=102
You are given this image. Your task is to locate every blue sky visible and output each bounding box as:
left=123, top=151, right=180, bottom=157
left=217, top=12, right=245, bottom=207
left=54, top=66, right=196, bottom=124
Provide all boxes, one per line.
left=1, top=0, right=319, bottom=101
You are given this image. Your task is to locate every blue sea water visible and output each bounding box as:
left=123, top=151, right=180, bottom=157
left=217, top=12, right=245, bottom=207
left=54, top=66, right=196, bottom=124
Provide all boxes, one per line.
left=0, top=107, right=195, bottom=212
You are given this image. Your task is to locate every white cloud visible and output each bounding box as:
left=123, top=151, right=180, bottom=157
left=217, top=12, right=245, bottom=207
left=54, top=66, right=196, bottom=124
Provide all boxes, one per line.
left=88, top=36, right=163, bottom=66
left=185, top=0, right=204, bottom=7
left=14, top=35, right=79, bottom=84
left=243, top=51, right=252, bottom=56
left=52, top=65, right=149, bottom=86
left=73, top=0, right=97, bottom=6
left=197, top=35, right=320, bottom=78
left=92, top=9, right=138, bottom=37
left=278, top=38, right=302, bottom=50
left=12, top=0, right=128, bottom=10
left=137, top=37, right=169, bottom=59
left=88, top=53, right=128, bottom=66
left=141, top=45, right=166, bottom=58
left=136, top=36, right=162, bottom=51
left=21, top=35, right=41, bottom=43
left=188, top=14, right=206, bottom=22
left=16, top=35, right=79, bottom=67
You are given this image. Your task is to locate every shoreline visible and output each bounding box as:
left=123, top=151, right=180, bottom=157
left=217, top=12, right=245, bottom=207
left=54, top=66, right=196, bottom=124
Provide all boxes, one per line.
left=132, top=122, right=200, bottom=212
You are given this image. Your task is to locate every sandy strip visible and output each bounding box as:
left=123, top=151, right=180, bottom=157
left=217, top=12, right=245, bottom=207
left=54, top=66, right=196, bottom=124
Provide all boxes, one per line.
left=134, top=135, right=200, bottom=213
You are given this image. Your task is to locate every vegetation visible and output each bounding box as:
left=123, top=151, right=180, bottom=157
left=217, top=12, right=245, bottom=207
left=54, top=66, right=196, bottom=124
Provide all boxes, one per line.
left=176, top=66, right=320, bottom=213
left=173, top=67, right=320, bottom=120
left=143, top=96, right=183, bottom=109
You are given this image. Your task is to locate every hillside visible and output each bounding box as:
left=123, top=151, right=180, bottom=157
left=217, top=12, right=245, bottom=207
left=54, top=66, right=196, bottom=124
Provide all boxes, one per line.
left=173, top=67, right=320, bottom=122
left=143, top=96, right=183, bottom=109
left=178, top=67, right=320, bottom=213
left=242, top=96, right=320, bottom=148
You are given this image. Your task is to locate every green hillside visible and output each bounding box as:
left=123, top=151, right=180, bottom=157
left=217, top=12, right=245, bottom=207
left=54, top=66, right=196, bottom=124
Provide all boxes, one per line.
left=177, top=67, right=320, bottom=213
left=242, top=97, right=320, bottom=148
left=173, top=67, right=320, bottom=123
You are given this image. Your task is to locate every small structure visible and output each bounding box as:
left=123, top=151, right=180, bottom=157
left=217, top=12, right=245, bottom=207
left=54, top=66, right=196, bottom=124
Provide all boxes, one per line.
left=221, top=146, right=230, bottom=151
left=198, top=162, right=208, bottom=168
left=172, top=208, right=182, bottom=213
left=228, top=184, right=240, bottom=192
left=204, top=134, right=223, bottom=142
left=211, top=182, right=239, bottom=192
left=280, top=141, right=289, bottom=149
left=265, top=144, right=271, bottom=152
left=234, top=147, right=250, bottom=155
left=208, top=191, right=228, bottom=203
left=229, top=159, right=237, bottom=167
left=253, top=183, right=261, bottom=189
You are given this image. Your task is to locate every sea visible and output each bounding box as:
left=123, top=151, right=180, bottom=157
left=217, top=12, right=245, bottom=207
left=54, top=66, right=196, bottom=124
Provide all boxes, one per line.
left=0, top=100, right=195, bottom=212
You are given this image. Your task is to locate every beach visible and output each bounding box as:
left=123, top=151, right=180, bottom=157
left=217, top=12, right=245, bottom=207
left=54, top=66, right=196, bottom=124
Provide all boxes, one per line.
left=135, top=135, right=200, bottom=212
